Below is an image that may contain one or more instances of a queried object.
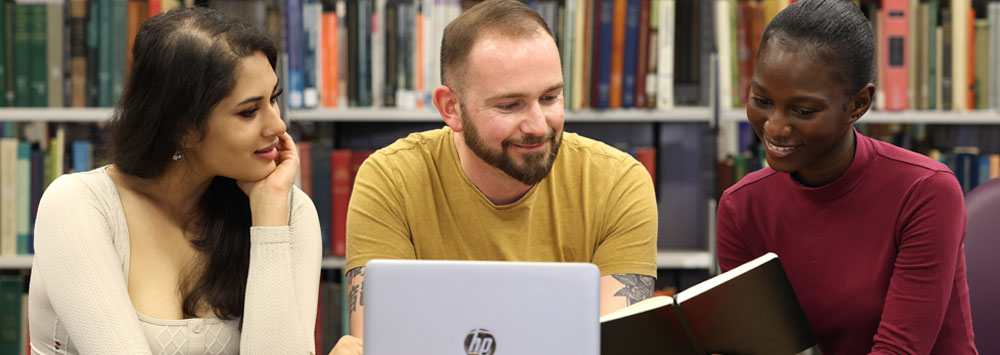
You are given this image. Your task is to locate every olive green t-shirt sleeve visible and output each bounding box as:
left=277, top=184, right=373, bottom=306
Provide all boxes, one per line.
left=590, top=157, right=658, bottom=277
left=345, top=152, right=415, bottom=273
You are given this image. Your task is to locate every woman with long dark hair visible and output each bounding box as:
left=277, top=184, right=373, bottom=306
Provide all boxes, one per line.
left=28, top=7, right=321, bottom=354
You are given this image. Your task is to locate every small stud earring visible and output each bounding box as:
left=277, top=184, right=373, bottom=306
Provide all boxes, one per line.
left=172, top=150, right=184, bottom=161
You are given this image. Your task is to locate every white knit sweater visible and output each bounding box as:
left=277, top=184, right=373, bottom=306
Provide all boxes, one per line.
left=28, top=166, right=322, bottom=355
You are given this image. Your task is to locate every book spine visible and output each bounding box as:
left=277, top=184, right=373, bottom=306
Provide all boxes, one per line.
left=927, top=0, right=938, bottom=110
left=0, top=2, right=5, bottom=107
left=990, top=3, right=1000, bottom=109
left=656, top=0, right=674, bottom=109
left=311, top=143, right=332, bottom=254
left=635, top=0, right=649, bottom=108
left=942, top=8, right=952, bottom=110
left=331, top=149, right=351, bottom=257
left=303, top=0, right=320, bottom=109
left=321, top=5, right=339, bottom=107
left=384, top=2, right=397, bottom=107
left=974, top=19, right=988, bottom=109
left=71, top=140, right=92, bottom=173
left=287, top=0, right=305, bottom=109
left=47, top=2, right=64, bottom=108
left=670, top=302, right=708, bottom=355
left=621, top=0, right=639, bottom=108
left=881, top=0, right=909, bottom=111
left=952, top=0, right=969, bottom=110
left=358, top=0, right=371, bottom=107
left=16, top=142, right=28, bottom=255
left=561, top=0, right=574, bottom=110
left=595, top=0, right=612, bottom=109
left=0, top=138, right=17, bottom=255
left=0, top=276, right=23, bottom=353
left=646, top=0, right=657, bottom=108
left=111, top=0, right=126, bottom=106
left=69, top=0, right=88, bottom=107
left=12, top=4, right=30, bottom=107
left=609, top=0, right=626, bottom=109
left=347, top=0, right=358, bottom=107
left=29, top=149, right=42, bottom=254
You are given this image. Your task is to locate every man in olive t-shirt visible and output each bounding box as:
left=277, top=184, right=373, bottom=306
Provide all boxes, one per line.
left=332, top=1, right=657, bottom=352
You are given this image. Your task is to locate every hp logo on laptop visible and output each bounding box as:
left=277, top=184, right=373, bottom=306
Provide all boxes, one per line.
left=464, top=328, right=496, bottom=355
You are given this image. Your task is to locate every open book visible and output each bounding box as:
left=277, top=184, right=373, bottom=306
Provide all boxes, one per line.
left=600, top=252, right=816, bottom=355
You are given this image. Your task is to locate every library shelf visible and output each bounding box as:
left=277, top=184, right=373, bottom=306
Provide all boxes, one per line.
left=722, top=109, right=1000, bottom=124
left=0, top=250, right=714, bottom=270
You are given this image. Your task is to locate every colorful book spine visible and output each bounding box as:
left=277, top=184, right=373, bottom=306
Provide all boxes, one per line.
left=595, top=0, right=612, bottom=109
left=321, top=2, right=339, bottom=108
left=15, top=142, right=28, bottom=255
left=330, top=149, right=351, bottom=257
left=621, top=0, right=639, bottom=108
left=0, top=2, right=5, bottom=107
left=286, top=0, right=305, bottom=109
left=990, top=3, right=1000, bottom=109
left=635, top=0, right=649, bottom=108
left=47, top=2, right=64, bottom=108
left=952, top=0, right=970, bottom=111
left=656, top=0, right=674, bottom=109
left=927, top=0, right=938, bottom=110
left=311, top=143, right=332, bottom=254
left=0, top=138, right=16, bottom=255
left=609, top=0, right=627, bottom=109
left=303, top=0, right=320, bottom=109
left=71, top=140, right=92, bottom=173
left=881, top=0, right=909, bottom=111
left=973, top=19, right=988, bottom=109
left=69, top=0, right=88, bottom=107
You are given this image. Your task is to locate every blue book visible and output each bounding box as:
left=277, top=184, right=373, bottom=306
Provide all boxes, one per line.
left=311, top=143, right=332, bottom=254
left=621, top=0, right=640, bottom=108
left=302, top=0, right=320, bottom=109
left=71, top=140, right=92, bottom=173
left=596, top=0, right=614, bottom=109
left=286, top=0, right=305, bottom=109
left=358, top=0, right=371, bottom=107
left=954, top=150, right=979, bottom=194
left=979, top=155, right=992, bottom=187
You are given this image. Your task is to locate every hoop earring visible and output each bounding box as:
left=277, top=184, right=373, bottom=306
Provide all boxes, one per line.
left=172, top=150, right=184, bottom=161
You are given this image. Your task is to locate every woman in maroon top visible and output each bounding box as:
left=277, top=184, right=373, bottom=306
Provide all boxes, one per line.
left=716, top=0, right=978, bottom=354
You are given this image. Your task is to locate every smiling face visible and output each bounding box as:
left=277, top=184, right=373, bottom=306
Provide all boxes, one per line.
left=746, top=42, right=872, bottom=187
left=454, top=30, right=565, bottom=185
left=183, top=51, right=285, bottom=182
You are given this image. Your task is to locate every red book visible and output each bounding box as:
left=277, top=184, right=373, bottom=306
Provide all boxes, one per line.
left=635, top=0, right=650, bottom=108
left=880, top=0, right=909, bottom=111
left=330, top=150, right=352, bottom=257
left=148, top=0, right=161, bottom=17
left=634, top=147, right=656, bottom=185
left=298, top=141, right=313, bottom=196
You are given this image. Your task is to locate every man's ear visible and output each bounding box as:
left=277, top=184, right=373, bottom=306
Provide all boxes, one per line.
left=433, top=85, right=463, bottom=132
left=847, top=83, right=875, bottom=125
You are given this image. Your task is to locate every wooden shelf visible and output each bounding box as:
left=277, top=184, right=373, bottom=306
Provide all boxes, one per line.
left=722, top=108, right=1000, bottom=124
left=0, top=250, right=714, bottom=270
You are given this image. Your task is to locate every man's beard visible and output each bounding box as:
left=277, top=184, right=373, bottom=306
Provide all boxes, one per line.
left=460, top=110, right=562, bottom=186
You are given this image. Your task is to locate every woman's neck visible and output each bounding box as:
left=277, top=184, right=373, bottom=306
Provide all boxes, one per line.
left=111, top=163, right=215, bottom=223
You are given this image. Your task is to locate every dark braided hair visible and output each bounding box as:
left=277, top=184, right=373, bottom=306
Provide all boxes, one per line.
left=760, top=0, right=875, bottom=98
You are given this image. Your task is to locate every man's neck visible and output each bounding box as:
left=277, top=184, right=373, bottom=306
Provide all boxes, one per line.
left=453, top=132, right=533, bottom=205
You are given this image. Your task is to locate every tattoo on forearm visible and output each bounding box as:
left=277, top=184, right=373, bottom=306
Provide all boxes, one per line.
left=347, top=267, right=365, bottom=313
left=612, top=274, right=655, bottom=306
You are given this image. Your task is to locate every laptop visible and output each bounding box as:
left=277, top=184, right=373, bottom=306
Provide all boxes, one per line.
left=363, top=259, right=601, bottom=355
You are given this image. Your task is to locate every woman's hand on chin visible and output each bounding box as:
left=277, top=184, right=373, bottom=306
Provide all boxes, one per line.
left=238, top=132, right=299, bottom=226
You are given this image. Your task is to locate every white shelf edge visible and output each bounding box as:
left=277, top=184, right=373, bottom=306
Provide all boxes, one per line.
left=656, top=250, right=716, bottom=269
left=0, top=252, right=714, bottom=270
left=722, top=108, right=1000, bottom=124
left=0, top=108, right=114, bottom=122
left=0, top=255, right=33, bottom=269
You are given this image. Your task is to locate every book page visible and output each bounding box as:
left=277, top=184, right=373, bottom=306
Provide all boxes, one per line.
left=599, top=295, right=675, bottom=323
left=675, top=252, right=777, bottom=304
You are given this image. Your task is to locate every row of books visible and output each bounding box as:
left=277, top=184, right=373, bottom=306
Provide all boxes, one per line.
left=716, top=122, right=1000, bottom=195
left=0, top=0, right=726, bottom=111
left=0, top=0, right=204, bottom=108
left=0, top=273, right=350, bottom=355
left=719, top=0, right=1000, bottom=112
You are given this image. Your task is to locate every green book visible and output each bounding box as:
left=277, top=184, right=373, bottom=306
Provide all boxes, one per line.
left=0, top=2, right=5, bottom=107
left=1, top=2, right=12, bottom=106
left=974, top=19, right=989, bottom=109
left=28, top=4, right=47, bottom=107
left=0, top=275, right=23, bottom=354
left=11, top=4, right=30, bottom=107
left=16, top=142, right=29, bottom=255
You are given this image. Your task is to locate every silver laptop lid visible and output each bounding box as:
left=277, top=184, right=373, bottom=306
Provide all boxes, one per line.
left=363, top=259, right=600, bottom=355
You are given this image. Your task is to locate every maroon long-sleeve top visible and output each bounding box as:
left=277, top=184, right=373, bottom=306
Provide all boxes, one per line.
left=717, top=131, right=977, bottom=355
